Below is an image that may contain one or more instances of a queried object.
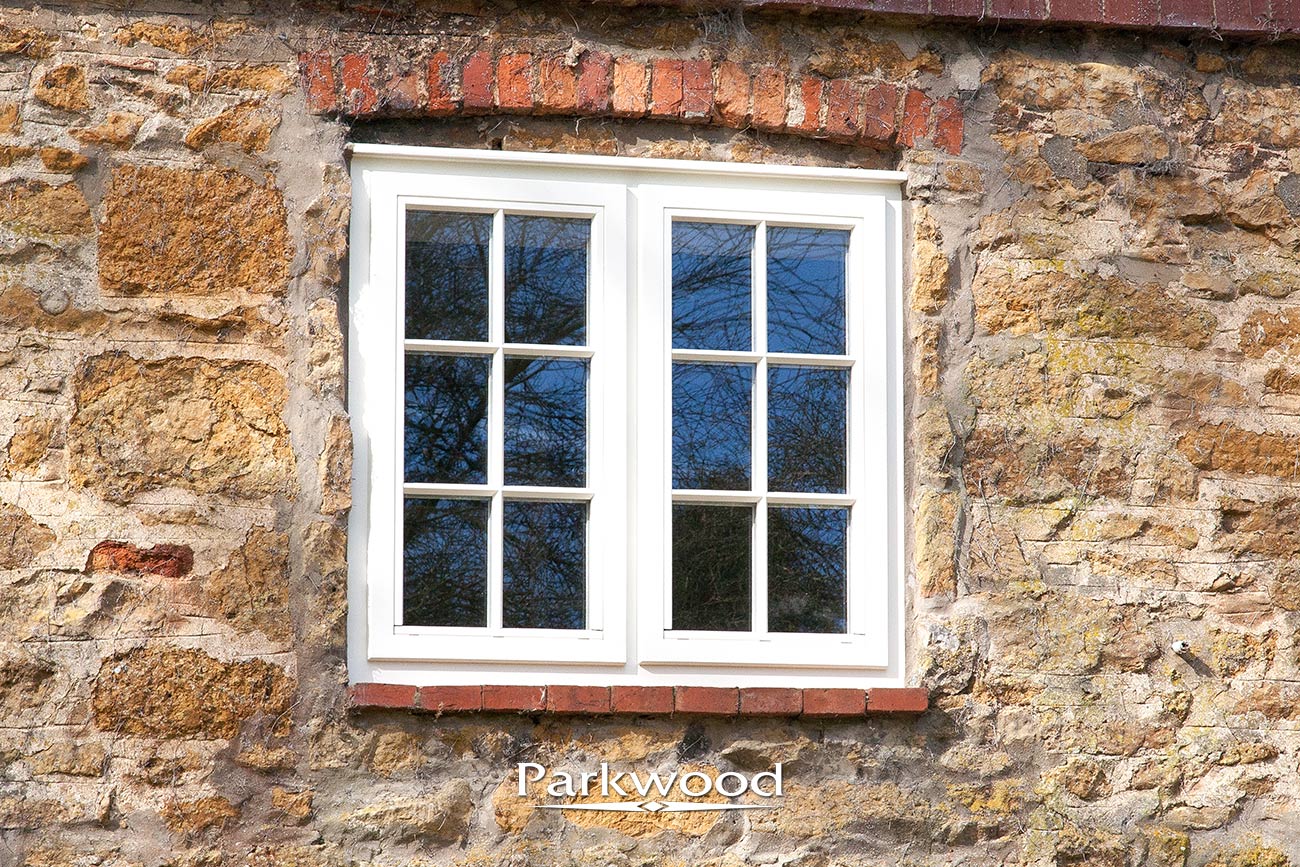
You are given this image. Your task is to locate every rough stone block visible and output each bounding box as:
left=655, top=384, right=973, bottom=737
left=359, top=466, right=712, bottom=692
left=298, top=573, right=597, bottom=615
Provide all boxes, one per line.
left=98, top=165, right=292, bottom=296
left=69, top=353, right=296, bottom=503
left=93, top=646, right=294, bottom=738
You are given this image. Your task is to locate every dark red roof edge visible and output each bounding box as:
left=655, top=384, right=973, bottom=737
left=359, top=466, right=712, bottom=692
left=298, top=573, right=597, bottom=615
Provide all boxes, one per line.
left=588, top=0, right=1298, bottom=39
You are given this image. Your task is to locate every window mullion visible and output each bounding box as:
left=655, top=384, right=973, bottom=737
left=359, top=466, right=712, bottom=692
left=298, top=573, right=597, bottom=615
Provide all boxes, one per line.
left=752, top=221, right=768, bottom=638
left=488, top=209, right=506, bottom=631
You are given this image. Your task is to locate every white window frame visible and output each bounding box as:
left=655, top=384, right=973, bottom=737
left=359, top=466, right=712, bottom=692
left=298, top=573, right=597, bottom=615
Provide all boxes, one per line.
left=348, top=145, right=906, bottom=688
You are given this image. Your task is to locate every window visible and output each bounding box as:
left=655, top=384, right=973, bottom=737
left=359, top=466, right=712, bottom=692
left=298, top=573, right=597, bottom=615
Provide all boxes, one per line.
left=349, top=146, right=903, bottom=687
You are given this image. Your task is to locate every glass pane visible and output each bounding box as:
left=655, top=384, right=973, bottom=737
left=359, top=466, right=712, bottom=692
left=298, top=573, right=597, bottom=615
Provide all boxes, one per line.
left=767, top=226, right=849, bottom=355
left=403, top=497, right=488, bottom=627
left=505, top=215, right=589, bottom=346
left=672, top=504, right=751, bottom=631
left=405, top=354, right=490, bottom=484
left=503, top=500, right=586, bottom=629
left=405, top=211, right=490, bottom=342
left=672, top=222, right=753, bottom=351
left=769, top=507, right=848, bottom=633
left=504, top=357, right=587, bottom=487
left=673, top=363, right=752, bottom=490
left=769, top=365, right=847, bottom=494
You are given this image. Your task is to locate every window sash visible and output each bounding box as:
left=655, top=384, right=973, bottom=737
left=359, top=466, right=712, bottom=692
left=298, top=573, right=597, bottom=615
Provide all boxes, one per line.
left=635, top=188, right=894, bottom=669
left=353, top=169, right=629, bottom=664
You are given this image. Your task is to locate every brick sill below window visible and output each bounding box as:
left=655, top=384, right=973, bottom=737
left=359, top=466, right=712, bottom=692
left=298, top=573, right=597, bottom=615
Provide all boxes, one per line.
left=349, top=684, right=928, bottom=717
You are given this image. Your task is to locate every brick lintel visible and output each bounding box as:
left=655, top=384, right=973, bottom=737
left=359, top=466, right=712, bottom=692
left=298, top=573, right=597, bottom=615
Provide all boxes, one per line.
left=348, top=684, right=929, bottom=717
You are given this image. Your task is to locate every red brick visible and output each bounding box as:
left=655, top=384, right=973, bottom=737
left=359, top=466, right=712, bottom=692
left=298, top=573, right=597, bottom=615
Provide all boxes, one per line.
left=989, top=0, right=1047, bottom=18
left=898, top=88, right=933, bottom=148
left=1274, top=0, right=1300, bottom=32
left=675, top=686, right=739, bottom=715
left=611, top=686, right=674, bottom=714
left=350, top=682, right=417, bottom=710
left=681, top=59, right=712, bottom=120
left=86, top=540, right=193, bottom=578
left=611, top=57, right=648, bottom=118
left=299, top=52, right=336, bottom=113
left=862, top=81, right=898, bottom=146
left=382, top=70, right=422, bottom=113
left=482, top=685, right=545, bottom=712
left=739, top=688, right=802, bottom=716
left=1158, top=0, right=1213, bottom=27
left=650, top=58, right=684, bottom=118
left=577, top=50, right=612, bottom=113
left=931, top=96, right=963, bottom=155
left=1214, top=0, right=1271, bottom=32
left=462, top=50, right=494, bottom=112
left=546, top=685, right=611, bottom=714
left=802, top=688, right=867, bottom=717
left=790, top=77, right=823, bottom=134
left=537, top=56, right=578, bottom=114
left=1049, top=0, right=1104, bottom=21
left=713, top=61, right=750, bottom=127
left=340, top=53, right=378, bottom=115
left=867, top=687, right=929, bottom=713
left=418, top=685, right=482, bottom=713
left=751, top=67, right=786, bottom=132
left=1105, top=0, right=1159, bottom=25
left=497, top=53, right=534, bottom=110
left=861, top=0, right=928, bottom=11
left=826, top=79, right=864, bottom=141
left=427, top=50, right=457, bottom=114
left=930, top=0, right=984, bottom=15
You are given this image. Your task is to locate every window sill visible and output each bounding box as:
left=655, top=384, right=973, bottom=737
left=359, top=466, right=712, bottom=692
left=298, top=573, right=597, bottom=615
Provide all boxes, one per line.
left=348, top=683, right=928, bottom=717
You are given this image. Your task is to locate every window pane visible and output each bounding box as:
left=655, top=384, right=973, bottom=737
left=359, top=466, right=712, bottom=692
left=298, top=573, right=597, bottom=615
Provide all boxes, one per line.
left=769, top=506, right=848, bottom=634
left=504, top=357, right=587, bottom=487
left=767, top=226, right=849, bottom=355
left=768, top=365, right=847, bottom=494
left=672, top=504, right=751, bottom=631
left=405, top=354, right=489, bottom=484
left=403, top=497, right=488, bottom=627
left=673, top=362, right=752, bottom=490
left=503, top=500, right=586, bottom=629
left=672, top=222, right=753, bottom=351
left=505, top=215, right=588, bottom=346
left=405, top=211, right=490, bottom=342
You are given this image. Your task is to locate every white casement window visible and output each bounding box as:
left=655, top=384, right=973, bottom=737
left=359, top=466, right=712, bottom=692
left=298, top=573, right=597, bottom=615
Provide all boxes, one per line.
left=348, top=146, right=904, bottom=687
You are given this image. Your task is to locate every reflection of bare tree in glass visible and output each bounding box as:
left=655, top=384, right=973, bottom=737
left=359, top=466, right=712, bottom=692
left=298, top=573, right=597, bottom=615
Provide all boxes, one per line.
left=673, top=363, right=752, bottom=490
left=406, top=212, right=491, bottom=341
left=403, top=212, right=593, bottom=629
left=405, top=355, right=489, bottom=483
left=769, top=366, right=847, bottom=494
left=506, top=216, right=588, bottom=346
left=769, top=507, right=847, bottom=633
left=672, top=504, right=752, bottom=631
left=404, top=498, right=488, bottom=627
left=673, top=222, right=754, bottom=351
left=670, top=224, right=851, bottom=634
left=503, top=501, right=586, bottom=628
left=504, top=358, right=586, bottom=487
left=767, top=227, right=849, bottom=355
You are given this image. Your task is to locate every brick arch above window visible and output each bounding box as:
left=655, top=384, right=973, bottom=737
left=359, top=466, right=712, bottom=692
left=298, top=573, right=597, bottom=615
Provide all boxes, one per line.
left=297, top=49, right=965, bottom=156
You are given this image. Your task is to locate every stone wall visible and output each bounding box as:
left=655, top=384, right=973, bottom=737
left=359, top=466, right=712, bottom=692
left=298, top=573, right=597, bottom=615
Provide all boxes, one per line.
left=3, top=2, right=1300, bottom=865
